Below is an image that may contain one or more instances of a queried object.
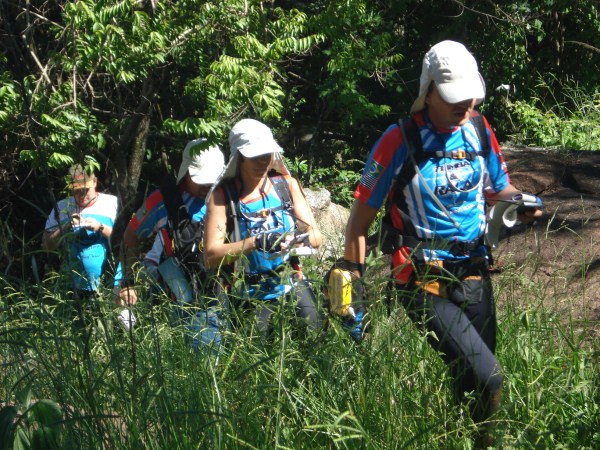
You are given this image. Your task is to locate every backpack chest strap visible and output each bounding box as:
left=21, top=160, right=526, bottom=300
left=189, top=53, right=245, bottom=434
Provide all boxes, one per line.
left=240, top=204, right=287, bottom=219
left=433, top=149, right=486, bottom=161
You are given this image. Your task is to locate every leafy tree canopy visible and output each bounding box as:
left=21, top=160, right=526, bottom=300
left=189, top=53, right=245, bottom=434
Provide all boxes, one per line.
left=0, top=0, right=598, bottom=261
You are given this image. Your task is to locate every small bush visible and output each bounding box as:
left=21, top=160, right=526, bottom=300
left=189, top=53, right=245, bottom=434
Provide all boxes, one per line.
left=509, top=76, right=600, bottom=150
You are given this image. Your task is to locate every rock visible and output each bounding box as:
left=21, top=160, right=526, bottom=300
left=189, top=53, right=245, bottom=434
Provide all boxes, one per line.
left=304, top=187, right=331, bottom=210
left=304, top=187, right=350, bottom=260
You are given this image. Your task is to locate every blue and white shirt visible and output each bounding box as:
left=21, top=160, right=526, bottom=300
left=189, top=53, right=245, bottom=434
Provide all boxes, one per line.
left=223, top=176, right=296, bottom=300
left=45, top=193, right=118, bottom=291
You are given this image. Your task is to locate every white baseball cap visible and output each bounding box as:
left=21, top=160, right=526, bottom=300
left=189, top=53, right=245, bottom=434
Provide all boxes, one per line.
left=410, top=40, right=486, bottom=113
left=176, top=139, right=225, bottom=184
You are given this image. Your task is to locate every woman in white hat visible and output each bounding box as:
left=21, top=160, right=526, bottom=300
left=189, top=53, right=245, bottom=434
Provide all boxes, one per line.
left=204, top=118, right=323, bottom=336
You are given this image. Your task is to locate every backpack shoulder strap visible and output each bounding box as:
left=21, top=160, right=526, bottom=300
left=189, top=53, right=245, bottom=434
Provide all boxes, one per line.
left=384, top=118, right=421, bottom=236
left=160, top=172, right=191, bottom=230
left=220, top=180, right=241, bottom=242
left=387, top=118, right=421, bottom=209
left=394, top=118, right=422, bottom=190
left=470, top=111, right=490, bottom=157
left=269, top=174, right=293, bottom=211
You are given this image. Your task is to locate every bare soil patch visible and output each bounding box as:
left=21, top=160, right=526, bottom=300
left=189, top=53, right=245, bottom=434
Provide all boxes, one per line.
left=495, top=147, right=600, bottom=339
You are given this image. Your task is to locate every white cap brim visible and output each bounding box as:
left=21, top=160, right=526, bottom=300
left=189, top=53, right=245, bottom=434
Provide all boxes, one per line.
left=177, top=140, right=224, bottom=184
left=437, top=72, right=486, bottom=105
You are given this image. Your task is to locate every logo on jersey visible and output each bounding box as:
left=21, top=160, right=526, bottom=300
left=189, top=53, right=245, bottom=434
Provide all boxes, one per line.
left=361, top=160, right=383, bottom=190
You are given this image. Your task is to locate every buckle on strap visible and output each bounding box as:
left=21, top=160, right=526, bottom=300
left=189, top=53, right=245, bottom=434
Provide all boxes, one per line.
left=434, top=150, right=480, bottom=161
left=453, top=149, right=466, bottom=159
left=416, top=257, right=488, bottom=278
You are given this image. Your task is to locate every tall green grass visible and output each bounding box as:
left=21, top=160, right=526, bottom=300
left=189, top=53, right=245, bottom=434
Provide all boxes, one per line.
left=1, top=260, right=598, bottom=449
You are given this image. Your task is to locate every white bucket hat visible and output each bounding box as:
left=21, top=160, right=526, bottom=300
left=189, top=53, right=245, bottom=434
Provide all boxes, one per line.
left=410, top=40, right=486, bottom=113
left=208, top=119, right=289, bottom=199
left=177, top=139, right=225, bottom=184
left=229, top=118, right=283, bottom=158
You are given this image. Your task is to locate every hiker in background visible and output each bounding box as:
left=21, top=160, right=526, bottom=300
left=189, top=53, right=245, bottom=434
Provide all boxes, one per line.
left=42, top=164, right=119, bottom=317
left=334, top=41, right=542, bottom=446
left=120, top=140, right=224, bottom=303
left=119, top=140, right=225, bottom=350
left=203, top=118, right=324, bottom=338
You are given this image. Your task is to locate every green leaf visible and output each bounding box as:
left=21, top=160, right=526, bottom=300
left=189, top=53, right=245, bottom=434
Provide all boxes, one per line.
left=32, top=425, right=60, bottom=450
left=0, top=405, right=18, bottom=449
left=30, top=400, right=62, bottom=427
left=13, top=427, right=30, bottom=450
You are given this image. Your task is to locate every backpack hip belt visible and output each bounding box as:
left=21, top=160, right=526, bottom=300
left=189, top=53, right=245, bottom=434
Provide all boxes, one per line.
left=373, top=219, right=483, bottom=257
left=414, top=257, right=488, bottom=279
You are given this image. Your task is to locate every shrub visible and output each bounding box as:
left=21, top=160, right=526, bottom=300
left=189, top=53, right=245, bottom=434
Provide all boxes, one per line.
left=509, top=76, right=600, bottom=150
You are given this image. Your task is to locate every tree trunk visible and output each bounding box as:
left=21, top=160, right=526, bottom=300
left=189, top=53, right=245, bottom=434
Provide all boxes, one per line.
left=111, top=75, right=159, bottom=248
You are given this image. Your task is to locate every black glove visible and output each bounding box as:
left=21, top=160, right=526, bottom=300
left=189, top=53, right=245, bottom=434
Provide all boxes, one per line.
left=324, top=258, right=365, bottom=281
left=254, top=231, right=283, bottom=253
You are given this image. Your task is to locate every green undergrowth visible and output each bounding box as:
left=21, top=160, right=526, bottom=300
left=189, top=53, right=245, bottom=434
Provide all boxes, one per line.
left=507, top=76, right=600, bottom=151
left=0, top=262, right=598, bottom=449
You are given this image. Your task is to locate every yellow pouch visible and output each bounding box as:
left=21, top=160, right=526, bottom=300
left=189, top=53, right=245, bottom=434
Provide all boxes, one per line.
left=415, top=279, right=447, bottom=297
left=414, top=260, right=483, bottom=297
left=328, top=268, right=353, bottom=317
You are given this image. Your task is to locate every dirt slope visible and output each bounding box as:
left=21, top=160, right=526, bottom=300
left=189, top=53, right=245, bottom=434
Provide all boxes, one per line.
left=495, top=148, right=600, bottom=338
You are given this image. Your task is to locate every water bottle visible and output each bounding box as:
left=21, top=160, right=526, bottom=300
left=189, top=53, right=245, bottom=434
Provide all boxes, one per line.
left=328, top=268, right=353, bottom=317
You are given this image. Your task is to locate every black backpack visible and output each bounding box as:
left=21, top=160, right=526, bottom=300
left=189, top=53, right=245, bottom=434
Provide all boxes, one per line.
left=160, top=174, right=205, bottom=270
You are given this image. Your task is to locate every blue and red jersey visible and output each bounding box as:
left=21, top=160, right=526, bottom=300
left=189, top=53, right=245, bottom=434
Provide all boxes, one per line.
left=355, top=110, right=510, bottom=261
left=128, top=188, right=206, bottom=240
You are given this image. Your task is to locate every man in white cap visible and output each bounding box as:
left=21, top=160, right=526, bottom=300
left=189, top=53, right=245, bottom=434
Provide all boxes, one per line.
left=119, top=140, right=225, bottom=308
left=337, top=40, right=542, bottom=445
